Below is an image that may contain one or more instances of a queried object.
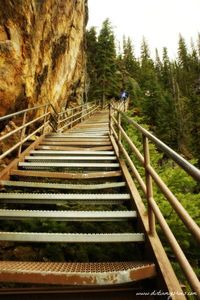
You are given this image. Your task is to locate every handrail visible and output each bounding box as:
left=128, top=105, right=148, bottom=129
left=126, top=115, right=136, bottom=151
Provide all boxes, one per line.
left=114, top=107, right=200, bottom=182
left=57, top=100, right=97, bottom=116
left=0, top=113, right=49, bottom=142
left=109, top=103, right=200, bottom=297
left=111, top=114, right=200, bottom=241
left=0, top=104, right=48, bottom=122
left=58, top=104, right=98, bottom=132
left=0, top=100, right=100, bottom=161
left=57, top=104, right=83, bottom=116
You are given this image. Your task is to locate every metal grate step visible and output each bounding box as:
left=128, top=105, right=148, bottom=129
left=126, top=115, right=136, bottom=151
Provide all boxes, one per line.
left=43, top=138, right=110, bottom=141
left=25, top=156, right=117, bottom=161
left=0, top=193, right=130, bottom=205
left=61, top=134, right=109, bottom=137
left=0, top=261, right=156, bottom=285
left=0, top=193, right=131, bottom=200
left=10, top=170, right=123, bottom=179
left=0, top=232, right=145, bottom=243
left=0, top=180, right=126, bottom=190
left=40, top=141, right=111, bottom=146
left=36, top=146, right=114, bottom=151
left=18, top=162, right=120, bottom=169
left=66, top=130, right=109, bottom=134
left=45, top=134, right=109, bottom=138
left=0, top=209, right=137, bottom=221
left=30, top=150, right=115, bottom=156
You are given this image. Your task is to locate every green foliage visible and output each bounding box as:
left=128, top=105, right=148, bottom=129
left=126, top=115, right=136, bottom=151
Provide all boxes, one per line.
left=86, top=22, right=200, bottom=282
left=86, top=27, right=99, bottom=100
left=122, top=116, right=200, bottom=284
left=86, top=19, right=118, bottom=102
left=86, top=21, right=200, bottom=165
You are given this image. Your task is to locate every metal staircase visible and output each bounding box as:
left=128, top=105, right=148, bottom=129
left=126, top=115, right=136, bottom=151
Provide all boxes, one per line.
left=0, top=101, right=199, bottom=299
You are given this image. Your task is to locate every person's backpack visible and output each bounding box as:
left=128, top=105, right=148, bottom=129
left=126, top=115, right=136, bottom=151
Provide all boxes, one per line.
left=125, top=91, right=129, bottom=98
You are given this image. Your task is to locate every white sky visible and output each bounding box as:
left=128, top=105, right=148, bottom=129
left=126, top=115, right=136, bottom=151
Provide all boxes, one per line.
left=87, top=0, right=200, bottom=59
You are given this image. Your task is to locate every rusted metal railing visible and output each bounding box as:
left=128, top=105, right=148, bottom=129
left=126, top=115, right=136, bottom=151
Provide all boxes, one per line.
left=57, top=100, right=100, bottom=132
left=0, top=104, right=50, bottom=160
left=0, top=100, right=100, bottom=161
left=109, top=102, right=200, bottom=297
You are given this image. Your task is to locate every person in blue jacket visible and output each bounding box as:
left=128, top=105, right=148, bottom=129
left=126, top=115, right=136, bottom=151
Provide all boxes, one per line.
left=120, top=90, right=129, bottom=101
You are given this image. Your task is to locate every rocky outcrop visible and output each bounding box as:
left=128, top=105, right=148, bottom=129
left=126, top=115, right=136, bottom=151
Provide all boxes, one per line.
left=0, top=0, right=88, bottom=117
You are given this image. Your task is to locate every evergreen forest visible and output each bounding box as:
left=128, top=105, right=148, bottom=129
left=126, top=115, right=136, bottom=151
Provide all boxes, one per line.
left=86, top=19, right=200, bottom=166
left=86, top=19, right=200, bottom=282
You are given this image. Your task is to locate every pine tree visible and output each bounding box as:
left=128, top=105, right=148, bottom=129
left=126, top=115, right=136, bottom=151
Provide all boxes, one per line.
left=161, top=47, right=172, bottom=89
left=86, top=27, right=99, bottom=100
left=86, top=20, right=200, bottom=164
left=178, top=34, right=189, bottom=70
left=96, top=19, right=118, bottom=103
left=155, top=48, right=162, bottom=81
left=177, top=35, right=191, bottom=96
left=138, top=38, right=162, bottom=127
left=123, top=37, right=139, bottom=79
left=197, top=33, right=200, bottom=58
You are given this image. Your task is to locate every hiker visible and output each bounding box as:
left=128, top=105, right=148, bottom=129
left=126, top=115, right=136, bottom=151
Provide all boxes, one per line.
left=120, top=90, right=128, bottom=101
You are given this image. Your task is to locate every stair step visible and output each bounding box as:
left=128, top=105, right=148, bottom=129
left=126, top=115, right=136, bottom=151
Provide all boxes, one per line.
left=62, top=134, right=109, bottom=137
left=45, top=134, right=109, bottom=138
left=68, top=125, right=109, bottom=128
left=0, top=193, right=131, bottom=200
left=0, top=209, right=137, bottom=221
left=0, top=232, right=145, bottom=243
left=11, top=170, right=122, bottom=179
left=0, top=180, right=126, bottom=190
left=68, top=130, right=109, bottom=134
left=0, top=193, right=130, bottom=205
left=36, top=145, right=113, bottom=151
left=0, top=261, right=156, bottom=285
left=30, top=150, right=115, bottom=155
left=18, top=162, right=120, bottom=169
left=82, top=122, right=109, bottom=125
left=25, top=156, right=117, bottom=161
left=43, top=138, right=110, bottom=142
left=40, top=141, right=111, bottom=146
left=0, top=199, right=124, bottom=205
left=70, top=123, right=108, bottom=126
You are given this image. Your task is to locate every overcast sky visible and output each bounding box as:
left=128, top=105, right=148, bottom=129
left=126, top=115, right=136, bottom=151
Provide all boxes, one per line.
left=87, top=0, right=200, bottom=59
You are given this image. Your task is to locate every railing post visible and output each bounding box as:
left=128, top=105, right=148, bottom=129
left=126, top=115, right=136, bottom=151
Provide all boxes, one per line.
left=143, top=136, right=155, bottom=236
left=56, top=112, right=61, bottom=132
left=70, top=108, right=74, bottom=128
left=109, top=104, right=112, bottom=135
left=81, top=103, right=84, bottom=122
left=118, top=112, right=122, bottom=158
left=18, top=111, right=27, bottom=157
left=43, top=105, right=49, bottom=134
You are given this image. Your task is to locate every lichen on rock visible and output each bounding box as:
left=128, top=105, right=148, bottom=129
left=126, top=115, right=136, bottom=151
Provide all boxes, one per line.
left=0, top=0, right=88, bottom=117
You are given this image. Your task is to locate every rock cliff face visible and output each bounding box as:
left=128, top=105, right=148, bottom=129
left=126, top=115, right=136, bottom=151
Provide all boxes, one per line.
left=0, top=0, right=88, bottom=117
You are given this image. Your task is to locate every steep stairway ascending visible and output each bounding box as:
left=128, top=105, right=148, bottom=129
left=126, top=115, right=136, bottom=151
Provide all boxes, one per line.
left=0, top=110, right=156, bottom=288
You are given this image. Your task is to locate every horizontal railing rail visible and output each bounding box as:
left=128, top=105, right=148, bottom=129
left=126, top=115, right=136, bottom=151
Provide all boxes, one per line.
left=0, top=100, right=101, bottom=161
left=0, top=104, right=48, bottom=122
left=57, top=102, right=99, bottom=132
left=0, top=104, right=51, bottom=160
left=121, top=111, right=200, bottom=182
left=109, top=103, right=200, bottom=297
